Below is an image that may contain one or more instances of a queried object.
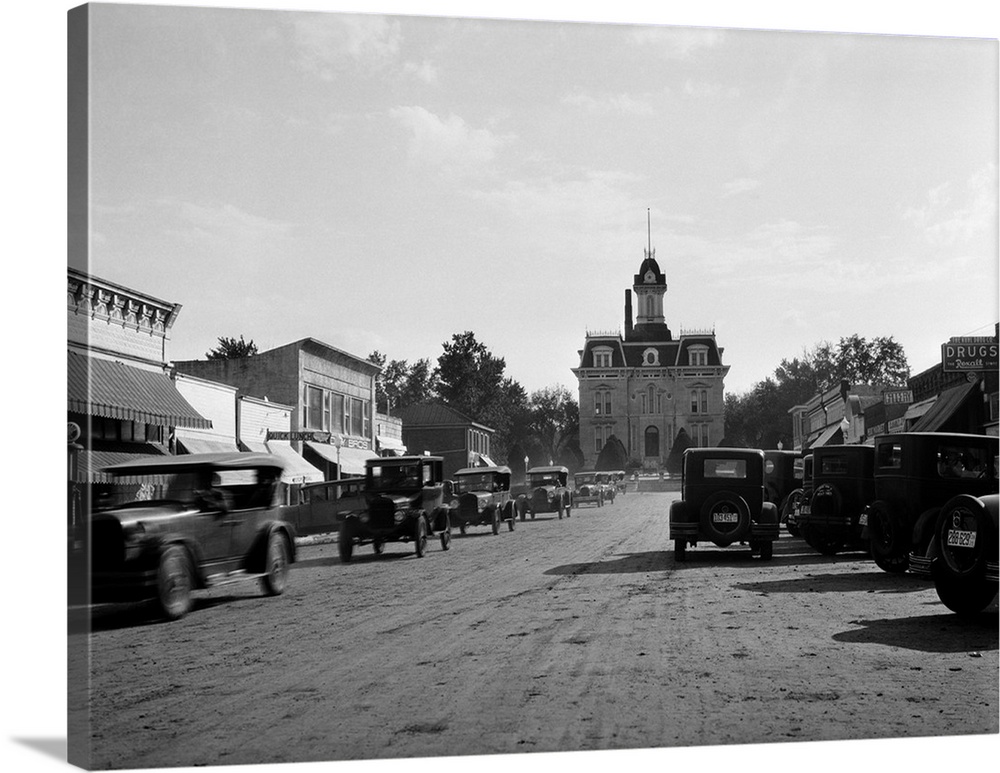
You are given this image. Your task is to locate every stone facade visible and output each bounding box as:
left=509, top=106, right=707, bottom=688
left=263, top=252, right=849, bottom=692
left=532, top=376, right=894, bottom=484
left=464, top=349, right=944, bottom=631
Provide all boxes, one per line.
left=573, top=247, right=729, bottom=470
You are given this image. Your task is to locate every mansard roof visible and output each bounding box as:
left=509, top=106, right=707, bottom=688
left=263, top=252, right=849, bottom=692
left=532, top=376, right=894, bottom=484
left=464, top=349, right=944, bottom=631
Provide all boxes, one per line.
left=578, top=332, right=725, bottom=369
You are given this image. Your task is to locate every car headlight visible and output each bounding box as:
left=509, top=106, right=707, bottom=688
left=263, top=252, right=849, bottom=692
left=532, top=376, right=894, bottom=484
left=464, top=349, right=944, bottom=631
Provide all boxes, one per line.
left=394, top=512, right=406, bottom=524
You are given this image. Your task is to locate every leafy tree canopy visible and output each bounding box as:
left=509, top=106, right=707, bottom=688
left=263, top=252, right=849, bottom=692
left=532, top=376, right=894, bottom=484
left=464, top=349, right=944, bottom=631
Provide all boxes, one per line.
left=368, top=351, right=439, bottom=414
left=206, top=335, right=258, bottom=360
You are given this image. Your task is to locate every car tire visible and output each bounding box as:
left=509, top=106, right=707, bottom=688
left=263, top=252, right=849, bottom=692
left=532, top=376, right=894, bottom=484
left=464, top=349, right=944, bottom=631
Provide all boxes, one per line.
left=373, top=539, right=385, bottom=555
left=933, top=572, right=998, bottom=616
left=700, top=491, right=751, bottom=545
left=261, top=532, right=290, bottom=596
left=782, top=490, right=803, bottom=537
left=459, top=522, right=467, bottom=536
left=868, top=501, right=909, bottom=573
left=414, top=516, right=428, bottom=557
left=518, top=500, right=526, bottom=522
left=338, top=520, right=354, bottom=563
left=508, top=508, right=515, bottom=531
left=440, top=527, right=451, bottom=551
left=758, top=540, right=773, bottom=561
left=801, top=525, right=843, bottom=556
left=557, top=499, right=564, bottom=520
left=675, top=539, right=686, bottom=562
left=935, top=494, right=992, bottom=579
left=156, top=545, right=194, bottom=621
left=491, top=508, right=500, bottom=535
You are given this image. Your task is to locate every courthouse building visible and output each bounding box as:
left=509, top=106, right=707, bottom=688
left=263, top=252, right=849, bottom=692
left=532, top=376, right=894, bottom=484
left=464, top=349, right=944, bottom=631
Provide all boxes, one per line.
left=573, top=246, right=729, bottom=470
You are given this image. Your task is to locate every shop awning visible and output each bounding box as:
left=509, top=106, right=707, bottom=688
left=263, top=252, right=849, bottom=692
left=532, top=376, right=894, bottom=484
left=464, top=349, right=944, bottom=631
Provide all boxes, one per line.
left=477, top=454, right=498, bottom=467
left=68, top=351, right=211, bottom=429
left=176, top=437, right=240, bottom=455
left=265, top=442, right=324, bottom=485
left=903, top=397, right=937, bottom=425
left=74, top=442, right=169, bottom=483
left=910, top=382, right=977, bottom=432
left=305, top=442, right=376, bottom=476
left=239, top=440, right=269, bottom=453
left=806, top=424, right=843, bottom=449
left=377, top=435, right=407, bottom=454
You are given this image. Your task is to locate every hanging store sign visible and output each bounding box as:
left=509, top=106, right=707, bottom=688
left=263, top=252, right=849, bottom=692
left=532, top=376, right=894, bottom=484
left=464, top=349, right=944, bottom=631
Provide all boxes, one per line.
left=267, top=430, right=331, bottom=443
left=882, top=390, right=913, bottom=406
left=941, top=338, right=999, bottom=373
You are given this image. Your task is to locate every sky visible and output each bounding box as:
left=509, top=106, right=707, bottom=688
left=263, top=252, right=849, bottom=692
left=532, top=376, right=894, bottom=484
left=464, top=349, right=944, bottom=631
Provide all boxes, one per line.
left=3, top=4, right=999, bottom=773
left=73, top=1, right=998, bottom=399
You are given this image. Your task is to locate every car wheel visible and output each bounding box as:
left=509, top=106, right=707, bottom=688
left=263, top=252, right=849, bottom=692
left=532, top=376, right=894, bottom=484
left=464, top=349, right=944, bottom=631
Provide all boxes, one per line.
left=868, top=502, right=909, bottom=573
left=782, top=490, right=803, bottom=536
left=934, top=574, right=998, bottom=616
left=700, top=491, right=751, bottom=545
left=261, top=532, right=290, bottom=596
left=491, top=508, right=500, bottom=535
left=414, top=516, right=428, bottom=557
left=936, top=494, right=992, bottom=579
left=675, top=539, right=686, bottom=562
left=759, top=540, right=773, bottom=561
left=519, top=501, right=526, bottom=522
left=557, top=500, right=564, bottom=520
left=508, top=512, right=515, bottom=531
left=338, top=521, right=354, bottom=563
left=156, top=545, right=194, bottom=621
left=566, top=502, right=572, bottom=518
left=373, top=539, right=384, bottom=555
left=459, top=522, right=467, bottom=536
left=440, top=527, right=451, bottom=551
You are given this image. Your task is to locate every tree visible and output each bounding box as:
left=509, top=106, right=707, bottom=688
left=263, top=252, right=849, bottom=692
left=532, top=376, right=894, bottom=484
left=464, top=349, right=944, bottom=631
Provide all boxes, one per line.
left=368, top=351, right=439, bottom=414
left=520, top=386, right=579, bottom=467
left=595, top=434, right=628, bottom=471
left=206, top=335, right=258, bottom=360
left=666, top=428, right=693, bottom=475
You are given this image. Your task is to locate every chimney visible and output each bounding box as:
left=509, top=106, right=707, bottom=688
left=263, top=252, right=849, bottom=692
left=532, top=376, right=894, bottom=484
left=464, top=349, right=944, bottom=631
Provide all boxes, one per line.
left=625, top=290, right=633, bottom=337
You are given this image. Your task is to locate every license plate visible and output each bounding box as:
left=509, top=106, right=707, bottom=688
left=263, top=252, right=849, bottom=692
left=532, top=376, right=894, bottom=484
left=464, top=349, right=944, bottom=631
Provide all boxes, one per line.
left=859, top=512, right=868, bottom=526
left=712, top=511, right=739, bottom=523
left=947, top=529, right=976, bottom=548
left=800, top=505, right=811, bottom=516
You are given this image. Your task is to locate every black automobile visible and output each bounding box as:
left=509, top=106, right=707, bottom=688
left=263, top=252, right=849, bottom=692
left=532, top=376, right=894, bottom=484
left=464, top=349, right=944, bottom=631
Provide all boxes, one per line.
left=796, top=445, right=874, bottom=555
left=451, top=465, right=517, bottom=534
left=782, top=453, right=812, bottom=537
left=861, top=433, right=998, bottom=573
left=930, top=493, right=999, bottom=615
left=89, top=452, right=296, bottom=621
left=338, top=455, right=452, bottom=561
left=668, top=448, right=779, bottom=561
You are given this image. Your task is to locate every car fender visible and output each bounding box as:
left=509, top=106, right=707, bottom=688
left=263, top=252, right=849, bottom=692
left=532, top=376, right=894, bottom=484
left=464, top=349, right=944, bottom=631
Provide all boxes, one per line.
left=758, top=501, right=779, bottom=525
left=912, top=507, right=943, bottom=550
left=248, top=522, right=297, bottom=573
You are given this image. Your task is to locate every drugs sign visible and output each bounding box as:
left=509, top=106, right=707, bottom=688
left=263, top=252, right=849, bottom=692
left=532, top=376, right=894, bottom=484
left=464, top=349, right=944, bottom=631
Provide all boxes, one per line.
left=941, top=337, right=999, bottom=373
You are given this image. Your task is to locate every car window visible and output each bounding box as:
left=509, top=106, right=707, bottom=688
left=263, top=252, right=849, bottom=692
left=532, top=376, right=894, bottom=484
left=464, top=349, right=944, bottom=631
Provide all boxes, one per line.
left=702, top=459, right=747, bottom=479
left=876, top=443, right=903, bottom=470
left=936, top=444, right=994, bottom=480
left=818, top=455, right=848, bottom=475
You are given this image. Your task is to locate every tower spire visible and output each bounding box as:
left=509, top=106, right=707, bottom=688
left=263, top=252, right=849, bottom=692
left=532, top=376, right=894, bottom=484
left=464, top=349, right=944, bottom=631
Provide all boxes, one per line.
left=645, top=208, right=654, bottom=259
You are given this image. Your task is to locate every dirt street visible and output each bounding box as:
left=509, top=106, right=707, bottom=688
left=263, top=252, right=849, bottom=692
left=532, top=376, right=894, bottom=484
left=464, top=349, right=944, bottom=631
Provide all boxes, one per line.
left=73, top=492, right=998, bottom=769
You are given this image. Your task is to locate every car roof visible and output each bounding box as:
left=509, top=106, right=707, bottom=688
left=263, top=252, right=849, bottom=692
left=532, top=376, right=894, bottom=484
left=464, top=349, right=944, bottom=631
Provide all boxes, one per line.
left=528, top=465, right=569, bottom=473
left=301, top=476, right=366, bottom=489
left=454, top=466, right=512, bottom=476
left=366, top=455, right=444, bottom=465
left=102, top=451, right=284, bottom=475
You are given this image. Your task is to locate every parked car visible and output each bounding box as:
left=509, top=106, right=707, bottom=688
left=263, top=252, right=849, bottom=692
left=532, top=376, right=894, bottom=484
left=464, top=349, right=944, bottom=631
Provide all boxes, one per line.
left=930, top=493, right=999, bottom=615
left=522, top=465, right=573, bottom=520
left=339, top=455, right=453, bottom=562
left=783, top=453, right=812, bottom=537
left=796, top=445, right=874, bottom=555
left=668, top=448, right=779, bottom=561
left=861, top=432, right=998, bottom=574
left=90, top=452, right=296, bottom=621
left=572, top=471, right=606, bottom=508
left=595, top=471, right=617, bottom=503
left=279, top=476, right=366, bottom=536
left=451, top=465, right=517, bottom=534
left=763, top=449, right=801, bottom=519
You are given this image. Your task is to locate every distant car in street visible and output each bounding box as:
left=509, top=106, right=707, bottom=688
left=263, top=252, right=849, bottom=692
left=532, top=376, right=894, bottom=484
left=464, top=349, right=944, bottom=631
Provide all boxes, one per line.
left=572, top=471, right=605, bottom=508
left=339, top=455, right=453, bottom=561
left=279, top=476, right=366, bottom=536
left=523, top=465, right=573, bottom=520
left=90, top=452, right=296, bottom=621
left=668, top=448, right=779, bottom=561
left=451, top=465, right=517, bottom=534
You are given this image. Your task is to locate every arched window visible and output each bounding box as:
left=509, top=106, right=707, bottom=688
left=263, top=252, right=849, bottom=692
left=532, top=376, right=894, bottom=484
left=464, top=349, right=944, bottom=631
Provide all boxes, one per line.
left=644, top=426, right=659, bottom=458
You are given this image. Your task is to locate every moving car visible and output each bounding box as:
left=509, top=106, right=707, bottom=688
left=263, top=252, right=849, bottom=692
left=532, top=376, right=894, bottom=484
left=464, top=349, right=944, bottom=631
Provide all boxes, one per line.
left=90, top=452, right=296, bottom=621
left=861, top=432, right=998, bottom=573
left=572, top=471, right=606, bottom=508
left=668, top=448, right=779, bottom=561
left=339, top=455, right=453, bottom=561
left=279, top=476, right=366, bottom=536
left=595, top=472, right=617, bottom=504
left=451, top=465, right=517, bottom=534
left=522, top=465, right=572, bottom=520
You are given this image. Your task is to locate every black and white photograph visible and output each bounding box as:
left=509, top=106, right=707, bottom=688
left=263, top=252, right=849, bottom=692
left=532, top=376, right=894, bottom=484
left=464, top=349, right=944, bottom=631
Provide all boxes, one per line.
left=4, top=2, right=1000, bottom=773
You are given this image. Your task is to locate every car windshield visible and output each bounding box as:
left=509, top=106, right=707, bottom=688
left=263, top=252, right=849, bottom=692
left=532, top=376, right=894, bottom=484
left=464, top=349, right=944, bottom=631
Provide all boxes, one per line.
left=454, top=473, right=498, bottom=493
left=530, top=474, right=561, bottom=487
left=575, top=474, right=596, bottom=484
left=368, top=463, right=421, bottom=491
left=106, top=468, right=264, bottom=509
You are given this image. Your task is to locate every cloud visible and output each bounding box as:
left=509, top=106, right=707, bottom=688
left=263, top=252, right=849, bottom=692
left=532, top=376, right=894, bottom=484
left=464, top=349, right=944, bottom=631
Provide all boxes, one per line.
left=900, top=163, right=998, bottom=246
left=161, top=200, right=296, bottom=247
left=292, top=14, right=401, bottom=80
left=722, top=177, right=761, bottom=197
left=562, top=91, right=656, bottom=115
left=403, top=59, right=439, bottom=86
left=390, top=106, right=508, bottom=175
left=628, top=26, right=726, bottom=58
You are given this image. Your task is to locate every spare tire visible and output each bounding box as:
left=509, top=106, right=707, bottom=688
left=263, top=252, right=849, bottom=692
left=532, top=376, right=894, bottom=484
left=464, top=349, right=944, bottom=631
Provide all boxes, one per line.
left=810, top=483, right=843, bottom=522
left=700, top=491, right=751, bottom=546
left=935, top=494, right=992, bottom=580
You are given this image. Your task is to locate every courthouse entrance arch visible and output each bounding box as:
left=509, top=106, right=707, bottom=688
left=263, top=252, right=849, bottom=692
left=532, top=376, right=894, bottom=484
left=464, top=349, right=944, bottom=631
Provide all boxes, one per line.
left=644, top=426, right=660, bottom=459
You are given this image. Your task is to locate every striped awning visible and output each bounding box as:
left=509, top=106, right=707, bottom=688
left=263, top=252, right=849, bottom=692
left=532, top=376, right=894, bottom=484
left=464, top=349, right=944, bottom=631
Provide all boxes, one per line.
left=73, top=442, right=170, bottom=483
left=68, top=351, right=211, bottom=429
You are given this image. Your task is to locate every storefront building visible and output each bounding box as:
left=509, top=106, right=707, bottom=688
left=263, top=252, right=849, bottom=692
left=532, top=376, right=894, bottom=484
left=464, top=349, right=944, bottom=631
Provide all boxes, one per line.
left=398, top=401, right=495, bottom=479
left=174, top=337, right=380, bottom=479
left=789, top=381, right=882, bottom=450
left=573, top=244, right=729, bottom=470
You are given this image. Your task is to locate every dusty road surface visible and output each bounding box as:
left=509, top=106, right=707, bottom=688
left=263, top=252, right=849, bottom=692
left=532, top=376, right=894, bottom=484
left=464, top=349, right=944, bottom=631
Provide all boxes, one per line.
left=72, top=492, right=998, bottom=769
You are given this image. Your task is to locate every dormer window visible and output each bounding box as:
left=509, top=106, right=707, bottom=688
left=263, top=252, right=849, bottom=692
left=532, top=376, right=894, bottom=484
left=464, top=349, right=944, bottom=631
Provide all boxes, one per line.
left=593, top=346, right=613, bottom=368
left=688, top=345, right=709, bottom=367
left=642, top=347, right=659, bottom=366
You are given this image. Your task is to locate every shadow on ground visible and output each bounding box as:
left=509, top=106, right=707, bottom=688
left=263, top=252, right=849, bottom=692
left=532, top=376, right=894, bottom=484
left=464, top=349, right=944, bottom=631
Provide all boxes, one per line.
left=832, top=612, right=999, bottom=653
left=733, top=570, right=932, bottom=596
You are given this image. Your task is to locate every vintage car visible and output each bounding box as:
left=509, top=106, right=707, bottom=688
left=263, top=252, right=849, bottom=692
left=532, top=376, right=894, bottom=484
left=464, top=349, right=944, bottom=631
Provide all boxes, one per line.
left=451, top=465, right=517, bottom=534
left=930, top=493, right=999, bottom=615
left=90, top=452, right=296, bottom=621
left=782, top=453, right=812, bottom=537
left=612, top=470, right=628, bottom=496
left=278, top=476, right=366, bottom=537
left=795, top=445, right=874, bottom=555
left=763, top=449, right=802, bottom=517
left=861, top=432, right=998, bottom=574
left=668, top=448, right=779, bottom=561
left=572, top=471, right=606, bottom=508
left=523, top=465, right=573, bottom=520
left=338, top=455, right=452, bottom=561
left=595, top=472, right=617, bottom=503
